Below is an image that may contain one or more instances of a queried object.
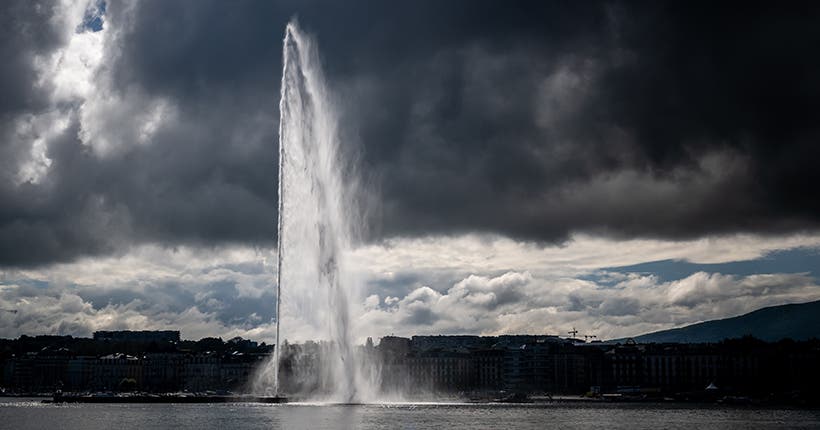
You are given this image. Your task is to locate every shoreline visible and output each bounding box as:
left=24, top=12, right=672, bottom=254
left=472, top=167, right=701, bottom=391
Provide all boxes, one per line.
left=8, top=393, right=811, bottom=409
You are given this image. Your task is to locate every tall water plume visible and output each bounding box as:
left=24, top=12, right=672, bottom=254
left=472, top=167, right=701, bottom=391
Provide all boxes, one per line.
left=253, top=20, right=378, bottom=403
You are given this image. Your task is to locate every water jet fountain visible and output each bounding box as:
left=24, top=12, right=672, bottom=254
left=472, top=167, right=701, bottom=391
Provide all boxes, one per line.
left=254, top=20, right=379, bottom=404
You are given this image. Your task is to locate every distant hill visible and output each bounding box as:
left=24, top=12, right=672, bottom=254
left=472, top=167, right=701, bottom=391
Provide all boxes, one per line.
left=622, top=300, right=820, bottom=343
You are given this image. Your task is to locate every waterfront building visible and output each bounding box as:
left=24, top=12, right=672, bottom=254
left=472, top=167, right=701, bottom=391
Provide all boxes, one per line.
left=93, top=353, right=142, bottom=391
left=142, top=352, right=186, bottom=392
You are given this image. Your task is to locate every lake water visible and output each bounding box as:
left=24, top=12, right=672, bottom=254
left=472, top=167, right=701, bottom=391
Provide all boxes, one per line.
left=2, top=398, right=819, bottom=429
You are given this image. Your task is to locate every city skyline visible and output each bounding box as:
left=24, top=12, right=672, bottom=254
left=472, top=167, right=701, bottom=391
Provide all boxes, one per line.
left=1, top=0, right=820, bottom=345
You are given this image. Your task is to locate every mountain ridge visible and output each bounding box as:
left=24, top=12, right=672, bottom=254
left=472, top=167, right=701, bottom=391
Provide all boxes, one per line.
left=618, top=299, right=820, bottom=343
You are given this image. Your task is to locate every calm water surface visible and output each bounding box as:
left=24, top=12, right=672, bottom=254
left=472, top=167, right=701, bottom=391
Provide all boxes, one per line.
left=1, top=398, right=819, bottom=429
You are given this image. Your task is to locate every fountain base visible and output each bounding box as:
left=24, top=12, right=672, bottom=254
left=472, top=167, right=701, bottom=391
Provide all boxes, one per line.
left=259, top=396, right=289, bottom=403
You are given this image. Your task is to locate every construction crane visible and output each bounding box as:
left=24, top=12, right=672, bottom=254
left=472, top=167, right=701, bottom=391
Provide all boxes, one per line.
left=1, top=309, right=17, bottom=314
left=567, top=328, right=579, bottom=338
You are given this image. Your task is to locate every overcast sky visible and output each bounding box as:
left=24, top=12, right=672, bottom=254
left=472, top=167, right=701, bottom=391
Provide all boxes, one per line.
left=1, top=0, right=820, bottom=342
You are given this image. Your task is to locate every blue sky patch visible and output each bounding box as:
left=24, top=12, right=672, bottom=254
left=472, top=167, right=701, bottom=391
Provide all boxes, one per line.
left=77, top=1, right=105, bottom=33
left=593, top=247, right=820, bottom=284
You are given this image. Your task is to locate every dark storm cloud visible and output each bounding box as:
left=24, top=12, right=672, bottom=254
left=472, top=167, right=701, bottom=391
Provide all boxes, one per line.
left=339, top=1, right=820, bottom=241
left=0, top=1, right=63, bottom=116
left=1, top=0, right=820, bottom=266
left=0, top=0, right=65, bottom=191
